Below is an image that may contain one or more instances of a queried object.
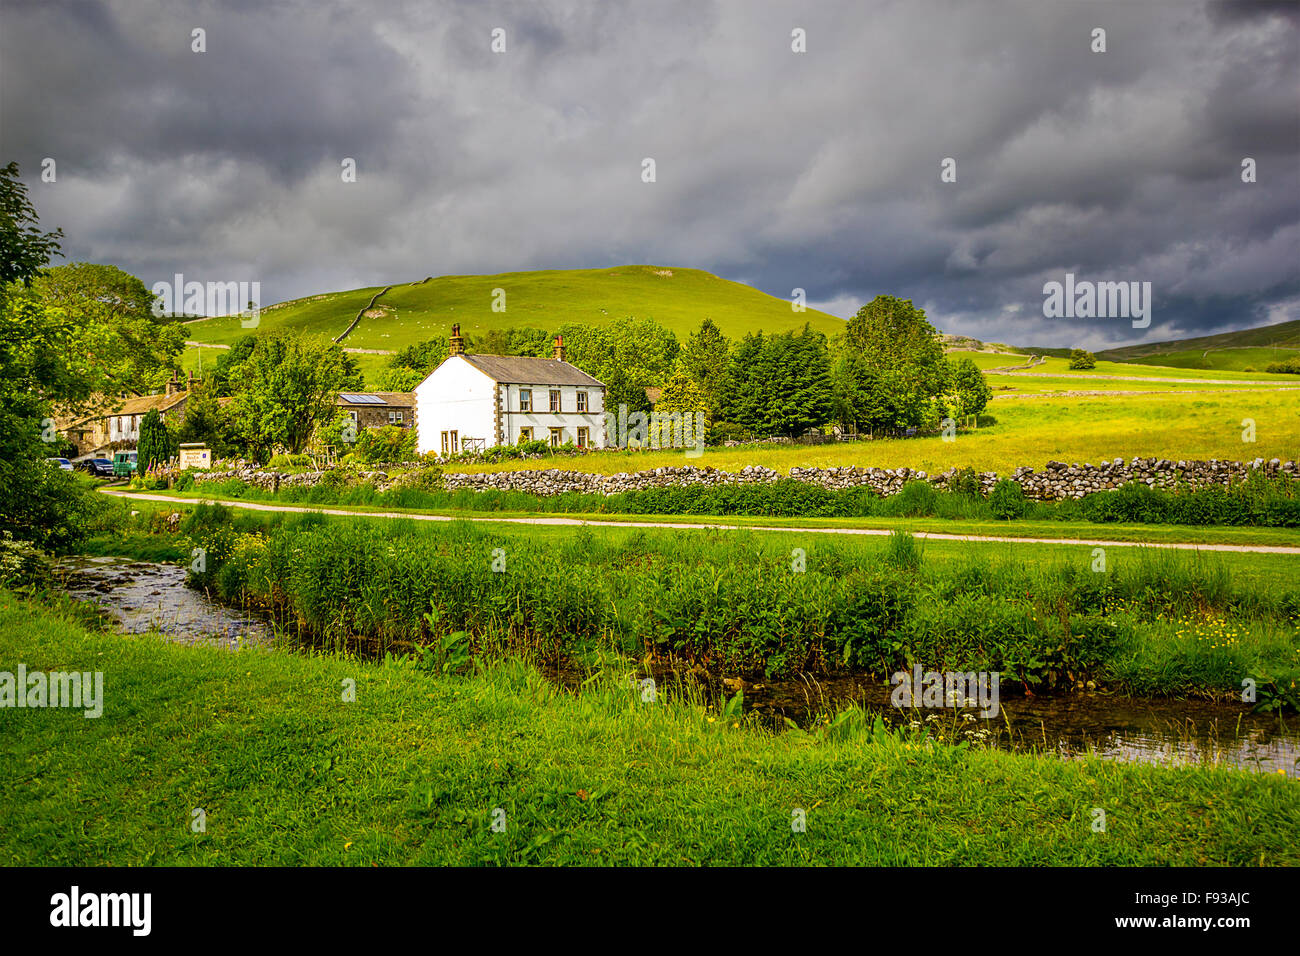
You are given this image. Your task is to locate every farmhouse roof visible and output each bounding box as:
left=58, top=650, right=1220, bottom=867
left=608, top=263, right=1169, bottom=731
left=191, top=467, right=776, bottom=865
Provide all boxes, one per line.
left=337, top=392, right=415, bottom=406
left=456, top=354, right=605, bottom=388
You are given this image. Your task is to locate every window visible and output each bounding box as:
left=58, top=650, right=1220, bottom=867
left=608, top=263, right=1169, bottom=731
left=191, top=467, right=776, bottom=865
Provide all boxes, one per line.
left=576, top=427, right=589, bottom=449
left=519, top=388, right=532, bottom=412
left=518, top=427, right=532, bottom=443
left=548, top=427, right=563, bottom=448
left=576, top=391, right=587, bottom=412
left=388, top=411, right=403, bottom=425
left=441, top=431, right=449, bottom=455
left=347, top=410, right=358, bottom=422
left=441, top=431, right=459, bottom=454
left=450, top=430, right=458, bottom=453
left=549, top=389, right=561, bottom=412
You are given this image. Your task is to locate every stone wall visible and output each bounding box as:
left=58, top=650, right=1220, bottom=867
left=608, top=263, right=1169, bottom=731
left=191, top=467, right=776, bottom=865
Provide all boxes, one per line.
left=190, top=456, right=1297, bottom=501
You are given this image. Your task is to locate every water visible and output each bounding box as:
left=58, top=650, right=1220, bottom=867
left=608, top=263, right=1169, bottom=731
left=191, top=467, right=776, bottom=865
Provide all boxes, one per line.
left=54, top=556, right=271, bottom=649
left=54, top=557, right=1298, bottom=776
left=731, top=672, right=1300, bottom=776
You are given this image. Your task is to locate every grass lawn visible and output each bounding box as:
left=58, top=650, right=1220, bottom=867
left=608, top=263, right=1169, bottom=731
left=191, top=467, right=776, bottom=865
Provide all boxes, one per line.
left=2, top=593, right=1296, bottom=866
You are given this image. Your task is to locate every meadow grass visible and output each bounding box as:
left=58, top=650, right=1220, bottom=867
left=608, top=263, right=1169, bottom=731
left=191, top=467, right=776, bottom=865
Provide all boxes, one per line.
left=443, top=390, right=1300, bottom=476
left=1, top=592, right=1296, bottom=866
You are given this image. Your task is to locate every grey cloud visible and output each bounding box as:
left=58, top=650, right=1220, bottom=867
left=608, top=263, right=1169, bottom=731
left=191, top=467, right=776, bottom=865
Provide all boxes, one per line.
left=0, top=0, right=1295, bottom=347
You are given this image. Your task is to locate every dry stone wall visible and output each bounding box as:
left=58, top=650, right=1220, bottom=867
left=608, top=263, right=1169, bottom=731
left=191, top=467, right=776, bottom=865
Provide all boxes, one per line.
left=190, top=457, right=1297, bottom=501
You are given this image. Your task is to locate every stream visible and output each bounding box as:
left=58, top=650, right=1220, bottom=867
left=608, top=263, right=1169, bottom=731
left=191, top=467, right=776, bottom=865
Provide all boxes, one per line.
left=55, top=556, right=1298, bottom=776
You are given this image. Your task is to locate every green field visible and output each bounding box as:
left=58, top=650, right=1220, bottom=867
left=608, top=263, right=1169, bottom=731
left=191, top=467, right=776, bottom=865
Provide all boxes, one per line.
left=435, top=390, right=1300, bottom=477
left=184, top=265, right=846, bottom=350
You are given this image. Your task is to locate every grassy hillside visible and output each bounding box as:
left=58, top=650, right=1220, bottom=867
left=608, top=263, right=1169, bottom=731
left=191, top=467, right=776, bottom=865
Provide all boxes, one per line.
left=184, top=265, right=846, bottom=350
left=1012, top=320, right=1300, bottom=372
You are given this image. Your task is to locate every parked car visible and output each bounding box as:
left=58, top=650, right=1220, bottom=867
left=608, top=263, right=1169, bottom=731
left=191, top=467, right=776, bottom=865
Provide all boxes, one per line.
left=112, top=451, right=138, bottom=478
left=45, top=457, right=73, bottom=471
left=77, top=458, right=115, bottom=477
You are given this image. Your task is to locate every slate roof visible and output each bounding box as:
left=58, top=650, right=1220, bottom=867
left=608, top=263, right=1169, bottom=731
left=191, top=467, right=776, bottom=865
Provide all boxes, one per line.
left=337, top=392, right=415, bottom=406
left=456, top=354, right=605, bottom=388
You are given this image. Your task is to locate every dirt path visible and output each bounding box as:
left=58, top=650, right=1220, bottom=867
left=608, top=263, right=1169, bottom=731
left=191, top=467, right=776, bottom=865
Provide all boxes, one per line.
left=100, top=489, right=1300, bottom=555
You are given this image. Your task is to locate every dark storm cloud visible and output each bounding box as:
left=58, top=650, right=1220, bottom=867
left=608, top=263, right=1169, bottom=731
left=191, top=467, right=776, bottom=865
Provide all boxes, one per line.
left=1, top=0, right=1296, bottom=347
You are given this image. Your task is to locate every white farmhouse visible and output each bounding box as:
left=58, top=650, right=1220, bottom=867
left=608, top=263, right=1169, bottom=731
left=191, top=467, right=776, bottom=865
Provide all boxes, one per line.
left=414, top=326, right=606, bottom=455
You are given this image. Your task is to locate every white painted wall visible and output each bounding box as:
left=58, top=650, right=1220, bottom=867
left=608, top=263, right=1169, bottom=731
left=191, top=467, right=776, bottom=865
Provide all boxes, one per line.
left=499, top=382, right=606, bottom=448
left=414, top=356, right=608, bottom=454
left=414, top=356, right=498, bottom=455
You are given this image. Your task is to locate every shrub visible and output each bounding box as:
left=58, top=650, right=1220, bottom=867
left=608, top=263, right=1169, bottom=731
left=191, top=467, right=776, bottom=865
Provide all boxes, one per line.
left=1068, top=349, right=1097, bottom=370
left=1264, top=356, right=1300, bottom=374
left=988, top=478, right=1028, bottom=519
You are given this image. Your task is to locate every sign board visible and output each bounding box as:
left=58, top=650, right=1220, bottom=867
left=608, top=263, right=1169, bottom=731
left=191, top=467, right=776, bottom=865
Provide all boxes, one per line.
left=178, top=444, right=211, bottom=469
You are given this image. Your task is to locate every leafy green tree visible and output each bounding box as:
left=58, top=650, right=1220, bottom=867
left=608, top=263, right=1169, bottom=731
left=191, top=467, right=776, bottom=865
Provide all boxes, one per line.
left=136, top=409, right=176, bottom=472
left=0, top=162, right=62, bottom=288
left=0, top=164, right=114, bottom=551
left=1069, top=349, right=1097, bottom=370
left=372, top=366, right=425, bottom=392
left=948, top=357, right=993, bottom=417
left=841, top=295, right=950, bottom=430
left=603, top=365, right=652, bottom=417
left=679, top=318, right=730, bottom=414
left=34, top=262, right=185, bottom=395
left=656, top=363, right=711, bottom=418
left=175, top=383, right=236, bottom=457
left=208, top=334, right=259, bottom=397
left=558, top=316, right=679, bottom=388
left=232, top=332, right=362, bottom=458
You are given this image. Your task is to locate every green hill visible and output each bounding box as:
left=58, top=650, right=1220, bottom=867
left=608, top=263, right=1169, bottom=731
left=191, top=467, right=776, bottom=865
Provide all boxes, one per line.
left=184, top=265, right=846, bottom=351
left=1096, top=320, right=1300, bottom=372
left=1008, top=320, right=1300, bottom=372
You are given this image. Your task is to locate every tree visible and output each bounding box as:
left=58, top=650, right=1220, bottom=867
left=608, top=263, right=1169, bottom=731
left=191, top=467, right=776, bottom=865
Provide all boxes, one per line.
left=679, top=318, right=730, bottom=415
left=656, top=363, right=711, bottom=420
left=1069, top=349, right=1097, bottom=370
left=0, top=162, right=63, bottom=288
left=557, top=316, right=679, bottom=389
left=175, top=382, right=237, bottom=457
left=136, top=409, right=175, bottom=473
left=841, top=295, right=950, bottom=429
left=34, top=262, right=185, bottom=395
left=0, top=163, right=111, bottom=551
left=715, top=327, right=834, bottom=437
left=208, top=334, right=259, bottom=397
left=603, top=365, right=652, bottom=418
left=948, top=357, right=993, bottom=418
left=232, top=332, right=362, bottom=458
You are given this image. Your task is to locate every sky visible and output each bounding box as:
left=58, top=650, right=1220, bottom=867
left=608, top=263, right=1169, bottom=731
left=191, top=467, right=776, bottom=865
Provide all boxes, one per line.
left=2, top=0, right=1297, bottom=349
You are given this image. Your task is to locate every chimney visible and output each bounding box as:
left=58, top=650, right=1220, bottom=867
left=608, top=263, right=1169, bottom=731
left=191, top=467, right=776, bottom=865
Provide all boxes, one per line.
left=449, top=323, right=465, bottom=357
left=553, top=334, right=566, bottom=362
left=165, top=369, right=181, bottom=396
